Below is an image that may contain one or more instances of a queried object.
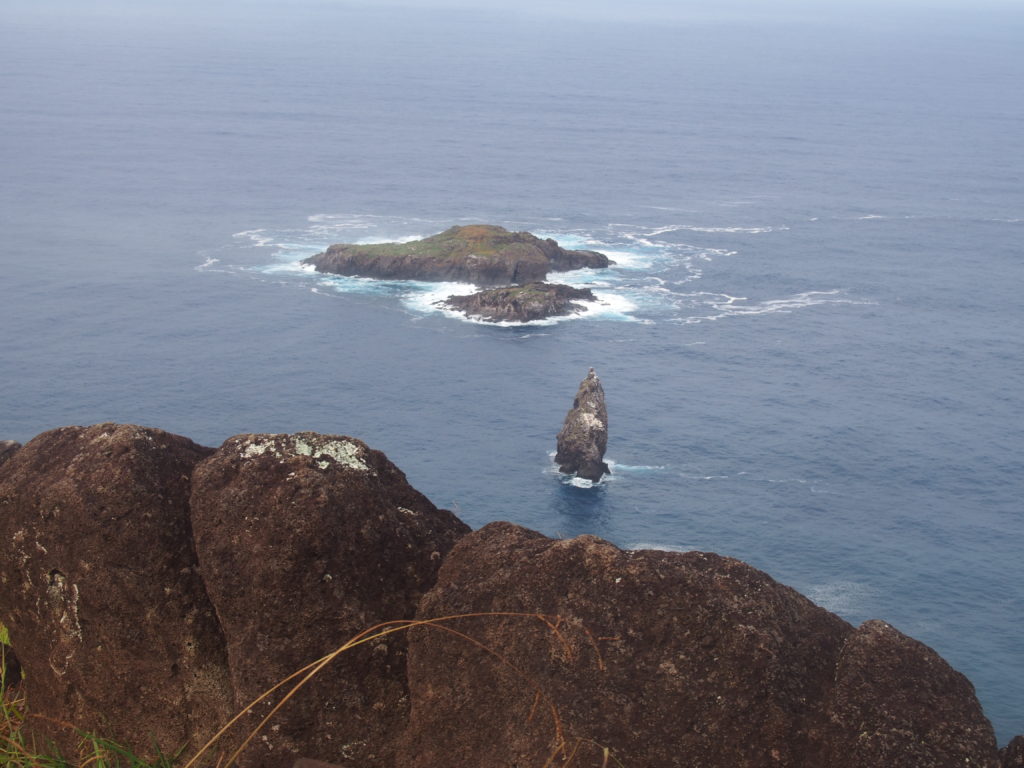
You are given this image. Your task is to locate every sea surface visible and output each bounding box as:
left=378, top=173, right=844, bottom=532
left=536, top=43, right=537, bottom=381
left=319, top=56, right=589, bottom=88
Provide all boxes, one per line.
left=2, top=0, right=1022, bottom=743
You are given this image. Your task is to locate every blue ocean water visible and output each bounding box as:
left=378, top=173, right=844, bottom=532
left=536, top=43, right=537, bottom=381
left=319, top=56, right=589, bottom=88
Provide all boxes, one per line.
left=2, top=1, right=1022, bottom=743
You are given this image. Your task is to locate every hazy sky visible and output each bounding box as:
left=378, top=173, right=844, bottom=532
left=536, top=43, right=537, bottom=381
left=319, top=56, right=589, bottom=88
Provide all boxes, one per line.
left=8, top=0, right=1024, bottom=24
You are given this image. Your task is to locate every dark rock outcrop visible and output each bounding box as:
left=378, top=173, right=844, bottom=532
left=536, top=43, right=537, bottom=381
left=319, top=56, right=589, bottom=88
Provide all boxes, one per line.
left=0, top=424, right=233, bottom=760
left=1002, top=735, right=1024, bottom=767
left=439, top=282, right=597, bottom=323
left=303, top=225, right=612, bottom=286
left=398, top=522, right=1002, bottom=768
left=0, top=423, right=1014, bottom=767
left=0, top=440, right=20, bottom=468
left=1, top=645, right=22, bottom=688
left=555, top=368, right=609, bottom=482
left=826, top=619, right=1000, bottom=767
left=190, top=432, right=470, bottom=768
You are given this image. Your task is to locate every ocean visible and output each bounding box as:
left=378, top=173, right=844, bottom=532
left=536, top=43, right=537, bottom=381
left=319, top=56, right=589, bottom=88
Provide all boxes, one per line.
left=2, top=0, right=1022, bottom=743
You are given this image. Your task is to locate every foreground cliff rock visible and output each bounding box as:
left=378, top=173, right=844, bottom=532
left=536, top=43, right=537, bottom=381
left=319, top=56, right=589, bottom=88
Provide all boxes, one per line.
left=439, top=282, right=597, bottom=323
left=399, top=522, right=1002, bottom=768
left=555, top=368, right=610, bottom=481
left=0, top=423, right=1018, bottom=767
left=0, top=425, right=233, bottom=759
left=0, top=424, right=468, bottom=767
left=303, top=225, right=612, bottom=286
left=190, top=432, right=469, bottom=768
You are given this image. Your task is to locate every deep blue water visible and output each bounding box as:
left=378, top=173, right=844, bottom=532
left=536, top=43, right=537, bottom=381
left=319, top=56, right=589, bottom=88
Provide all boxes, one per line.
left=2, top=1, right=1022, bottom=743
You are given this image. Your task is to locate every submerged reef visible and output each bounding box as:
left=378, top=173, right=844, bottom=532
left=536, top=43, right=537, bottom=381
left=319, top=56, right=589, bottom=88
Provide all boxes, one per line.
left=302, top=224, right=612, bottom=286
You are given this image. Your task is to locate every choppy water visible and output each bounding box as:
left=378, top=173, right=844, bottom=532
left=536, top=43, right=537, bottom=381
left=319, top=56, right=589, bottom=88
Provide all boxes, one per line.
left=2, top=1, right=1022, bottom=742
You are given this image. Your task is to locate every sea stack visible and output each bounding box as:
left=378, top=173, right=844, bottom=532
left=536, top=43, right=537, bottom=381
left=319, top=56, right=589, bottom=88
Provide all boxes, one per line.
left=555, top=368, right=610, bottom=482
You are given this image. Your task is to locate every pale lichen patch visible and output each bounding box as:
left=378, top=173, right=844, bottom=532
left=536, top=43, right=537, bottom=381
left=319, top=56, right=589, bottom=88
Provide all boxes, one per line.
left=241, top=439, right=274, bottom=459
left=238, top=434, right=371, bottom=472
left=292, top=437, right=371, bottom=472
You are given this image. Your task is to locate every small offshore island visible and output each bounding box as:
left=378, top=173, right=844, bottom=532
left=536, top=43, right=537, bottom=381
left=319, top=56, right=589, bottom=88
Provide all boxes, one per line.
left=302, top=224, right=613, bottom=322
left=439, top=282, right=597, bottom=323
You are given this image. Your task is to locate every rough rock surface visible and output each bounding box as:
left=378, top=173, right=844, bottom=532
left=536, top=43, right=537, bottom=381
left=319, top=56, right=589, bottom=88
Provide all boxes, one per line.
left=190, top=432, right=470, bottom=768
left=1, top=645, right=22, bottom=688
left=303, top=225, right=612, bottom=286
left=555, top=368, right=609, bottom=481
left=398, top=522, right=1002, bottom=768
left=439, top=282, right=597, bottom=323
left=826, top=619, right=1000, bottom=767
left=1002, top=735, right=1024, bottom=767
left=0, top=424, right=233, bottom=759
left=0, top=440, right=20, bottom=468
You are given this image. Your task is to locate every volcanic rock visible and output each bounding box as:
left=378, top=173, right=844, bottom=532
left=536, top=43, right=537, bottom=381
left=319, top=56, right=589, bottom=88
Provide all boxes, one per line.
left=1, top=645, right=22, bottom=688
left=303, top=225, right=612, bottom=286
left=0, top=424, right=233, bottom=760
left=0, top=440, right=20, bottom=468
left=398, top=522, right=1002, bottom=768
left=555, top=367, right=609, bottom=481
left=439, top=282, right=597, bottom=323
left=1002, top=735, right=1024, bottom=767
left=189, top=432, right=470, bottom=768
left=826, top=619, right=1000, bottom=767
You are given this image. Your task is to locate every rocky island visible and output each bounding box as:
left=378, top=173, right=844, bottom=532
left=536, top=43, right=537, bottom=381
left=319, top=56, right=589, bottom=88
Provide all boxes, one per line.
left=438, top=282, right=597, bottom=323
left=302, top=224, right=612, bottom=286
left=556, top=368, right=610, bottom=481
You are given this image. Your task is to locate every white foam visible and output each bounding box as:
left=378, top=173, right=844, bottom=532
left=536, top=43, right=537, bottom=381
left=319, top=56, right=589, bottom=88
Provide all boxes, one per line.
left=804, top=581, right=875, bottom=616
left=676, top=290, right=874, bottom=324
left=354, top=233, right=428, bottom=245
left=195, top=257, right=220, bottom=271
left=606, top=461, right=665, bottom=472
left=233, top=229, right=275, bottom=247
left=644, top=224, right=786, bottom=235
left=627, top=542, right=696, bottom=553
left=258, top=261, right=317, bottom=275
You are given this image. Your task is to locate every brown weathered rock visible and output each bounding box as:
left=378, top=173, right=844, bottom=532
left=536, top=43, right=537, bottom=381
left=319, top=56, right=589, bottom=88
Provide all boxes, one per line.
left=1001, top=735, right=1024, bottom=767
left=303, top=225, right=612, bottom=287
left=827, top=622, right=995, bottom=765
left=190, top=432, right=470, bottom=768
left=826, top=619, right=999, bottom=767
left=398, top=522, right=1003, bottom=768
left=555, top=368, right=609, bottom=482
left=0, top=440, right=20, bottom=468
left=399, top=522, right=849, bottom=767
left=439, top=282, right=597, bottom=323
left=0, top=424, right=232, bottom=760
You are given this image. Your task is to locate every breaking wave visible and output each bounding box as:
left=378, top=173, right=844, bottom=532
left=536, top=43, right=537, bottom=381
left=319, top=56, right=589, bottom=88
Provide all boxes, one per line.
left=209, top=214, right=870, bottom=327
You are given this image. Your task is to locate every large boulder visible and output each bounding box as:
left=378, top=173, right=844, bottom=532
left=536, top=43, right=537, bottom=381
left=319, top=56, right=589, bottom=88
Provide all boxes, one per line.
left=826, top=619, right=1000, bottom=767
left=1002, top=735, right=1024, bottom=767
left=555, top=368, right=609, bottom=482
left=0, top=424, right=233, bottom=760
left=398, top=522, right=1001, bottom=768
left=303, top=225, right=612, bottom=287
left=190, top=432, right=470, bottom=768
